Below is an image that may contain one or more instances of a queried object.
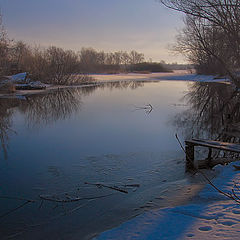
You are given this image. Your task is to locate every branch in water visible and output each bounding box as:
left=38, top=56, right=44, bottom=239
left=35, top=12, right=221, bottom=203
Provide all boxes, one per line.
left=0, top=201, right=32, bottom=219
left=133, top=104, right=153, bottom=114
left=39, top=193, right=114, bottom=203
left=85, top=182, right=128, bottom=194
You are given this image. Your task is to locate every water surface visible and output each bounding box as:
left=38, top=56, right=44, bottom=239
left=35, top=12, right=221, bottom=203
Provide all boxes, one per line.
left=0, top=81, right=190, bottom=239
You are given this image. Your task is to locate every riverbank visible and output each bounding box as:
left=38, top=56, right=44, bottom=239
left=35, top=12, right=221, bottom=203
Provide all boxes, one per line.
left=90, top=70, right=229, bottom=82
left=95, top=162, right=240, bottom=240
left=0, top=70, right=229, bottom=99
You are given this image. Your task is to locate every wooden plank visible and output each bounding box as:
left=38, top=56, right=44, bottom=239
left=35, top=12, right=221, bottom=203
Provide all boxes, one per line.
left=185, top=142, right=195, bottom=171
left=190, top=139, right=240, bottom=149
left=185, top=139, right=240, bottom=153
left=195, top=139, right=240, bottom=150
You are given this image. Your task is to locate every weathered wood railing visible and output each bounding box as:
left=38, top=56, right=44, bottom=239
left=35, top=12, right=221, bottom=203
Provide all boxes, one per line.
left=185, top=139, right=240, bottom=171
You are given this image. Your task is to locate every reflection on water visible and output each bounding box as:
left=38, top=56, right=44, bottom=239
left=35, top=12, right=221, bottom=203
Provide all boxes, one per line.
left=3, top=81, right=240, bottom=238
left=174, top=82, right=238, bottom=139
left=174, top=82, right=240, bottom=159
left=95, top=80, right=145, bottom=91
left=0, top=99, right=19, bottom=159
left=0, top=80, right=192, bottom=239
left=0, top=81, right=145, bottom=157
left=20, top=89, right=83, bottom=127
left=20, top=81, right=144, bottom=127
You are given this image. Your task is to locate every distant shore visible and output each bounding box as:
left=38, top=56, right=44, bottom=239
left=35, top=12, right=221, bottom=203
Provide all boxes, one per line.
left=0, top=70, right=228, bottom=99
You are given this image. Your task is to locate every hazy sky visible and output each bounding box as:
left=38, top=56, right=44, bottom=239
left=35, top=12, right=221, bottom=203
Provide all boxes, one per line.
left=0, top=0, right=184, bottom=63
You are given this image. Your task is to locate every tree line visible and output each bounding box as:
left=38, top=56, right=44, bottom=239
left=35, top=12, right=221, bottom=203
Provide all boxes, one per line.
left=0, top=14, right=171, bottom=85
left=0, top=40, right=146, bottom=84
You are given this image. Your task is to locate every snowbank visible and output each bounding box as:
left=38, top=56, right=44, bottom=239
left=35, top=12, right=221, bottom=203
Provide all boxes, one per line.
left=91, top=71, right=229, bottom=83
left=96, top=162, right=240, bottom=240
left=10, top=72, right=28, bottom=82
left=155, top=73, right=230, bottom=82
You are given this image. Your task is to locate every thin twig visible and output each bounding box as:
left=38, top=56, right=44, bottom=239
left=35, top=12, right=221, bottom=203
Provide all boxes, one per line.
left=133, top=104, right=153, bottom=114
left=0, top=201, right=31, bottom=219
left=232, top=189, right=240, bottom=202
left=38, top=200, right=44, bottom=209
left=0, top=196, right=35, bottom=202
left=28, top=200, right=94, bottom=228
left=175, top=134, right=187, bottom=154
left=5, top=231, right=24, bottom=239
left=234, top=182, right=240, bottom=191
left=198, top=169, right=233, bottom=199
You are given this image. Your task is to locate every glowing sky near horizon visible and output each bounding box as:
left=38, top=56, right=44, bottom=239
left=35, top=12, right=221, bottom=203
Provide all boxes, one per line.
left=0, top=0, right=185, bottom=63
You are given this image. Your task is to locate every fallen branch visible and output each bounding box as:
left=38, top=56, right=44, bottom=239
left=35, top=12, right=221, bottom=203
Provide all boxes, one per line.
left=0, top=196, right=36, bottom=219
left=5, top=231, right=24, bottom=239
left=25, top=201, right=91, bottom=229
left=175, top=134, right=187, bottom=156
left=85, top=182, right=128, bottom=194
left=133, top=104, right=153, bottom=114
left=0, top=201, right=31, bottom=219
left=39, top=193, right=113, bottom=202
left=38, top=200, right=44, bottom=209
left=0, top=196, right=35, bottom=202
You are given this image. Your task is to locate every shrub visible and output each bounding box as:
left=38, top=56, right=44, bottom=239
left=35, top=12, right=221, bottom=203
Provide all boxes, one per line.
left=129, top=62, right=170, bottom=73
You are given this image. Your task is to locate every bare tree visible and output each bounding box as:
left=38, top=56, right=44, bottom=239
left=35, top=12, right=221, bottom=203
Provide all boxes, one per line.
left=160, top=0, right=240, bottom=85
left=79, top=47, right=99, bottom=72
left=0, top=12, right=147, bottom=84
left=129, top=50, right=145, bottom=64
left=0, top=13, right=10, bottom=78
left=175, top=15, right=233, bottom=75
left=8, top=41, right=32, bottom=74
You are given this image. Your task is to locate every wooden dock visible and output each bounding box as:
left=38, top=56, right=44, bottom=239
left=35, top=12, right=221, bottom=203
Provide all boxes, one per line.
left=185, top=139, right=240, bottom=171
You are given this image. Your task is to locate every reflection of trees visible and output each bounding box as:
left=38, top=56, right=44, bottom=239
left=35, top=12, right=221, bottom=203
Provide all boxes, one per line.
left=82, top=80, right=144, bottom=94
left=19, top=89, right=83, bottom=126
left=101, top=81, right=144, bottom=90
left=174, top=82, right=240, bottom=144
left=0, top=80, right=145, bottom=157
left=0, top=99, right=18, bottom=159
left=19, top=81, right=144, bottom=127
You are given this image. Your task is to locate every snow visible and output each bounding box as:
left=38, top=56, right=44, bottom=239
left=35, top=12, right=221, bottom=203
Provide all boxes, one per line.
left=95, top=162, right=240, bottom=240
left=155, top=73, right=230, bottom=82
left=10, top=72, right=28, bottom=82
left=91, top=71, right=230, bottom=83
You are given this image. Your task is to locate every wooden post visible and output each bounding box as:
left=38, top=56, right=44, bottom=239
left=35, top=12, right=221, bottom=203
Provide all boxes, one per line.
left=207, top=147, right=212, bottom=166
left=185, top=142, right=195, bottom=171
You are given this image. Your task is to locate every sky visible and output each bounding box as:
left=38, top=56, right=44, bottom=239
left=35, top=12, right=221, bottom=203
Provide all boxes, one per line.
left=0, top=0, right=185, bottom=63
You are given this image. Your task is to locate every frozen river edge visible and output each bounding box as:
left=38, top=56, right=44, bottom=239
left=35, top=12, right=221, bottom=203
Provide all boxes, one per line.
left=0, top=70, right=229, bottom=99
left=95, top=162, right=240, bottom=240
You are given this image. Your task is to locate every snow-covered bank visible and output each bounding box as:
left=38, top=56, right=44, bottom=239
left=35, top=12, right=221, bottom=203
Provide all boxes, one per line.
left=0, top=71, right=229, bottom=99
left=96, top=162, right=240, bottom=240
left=155, top=73, right=229, bottom=82
left=91, top=70, right=229, bottom=83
